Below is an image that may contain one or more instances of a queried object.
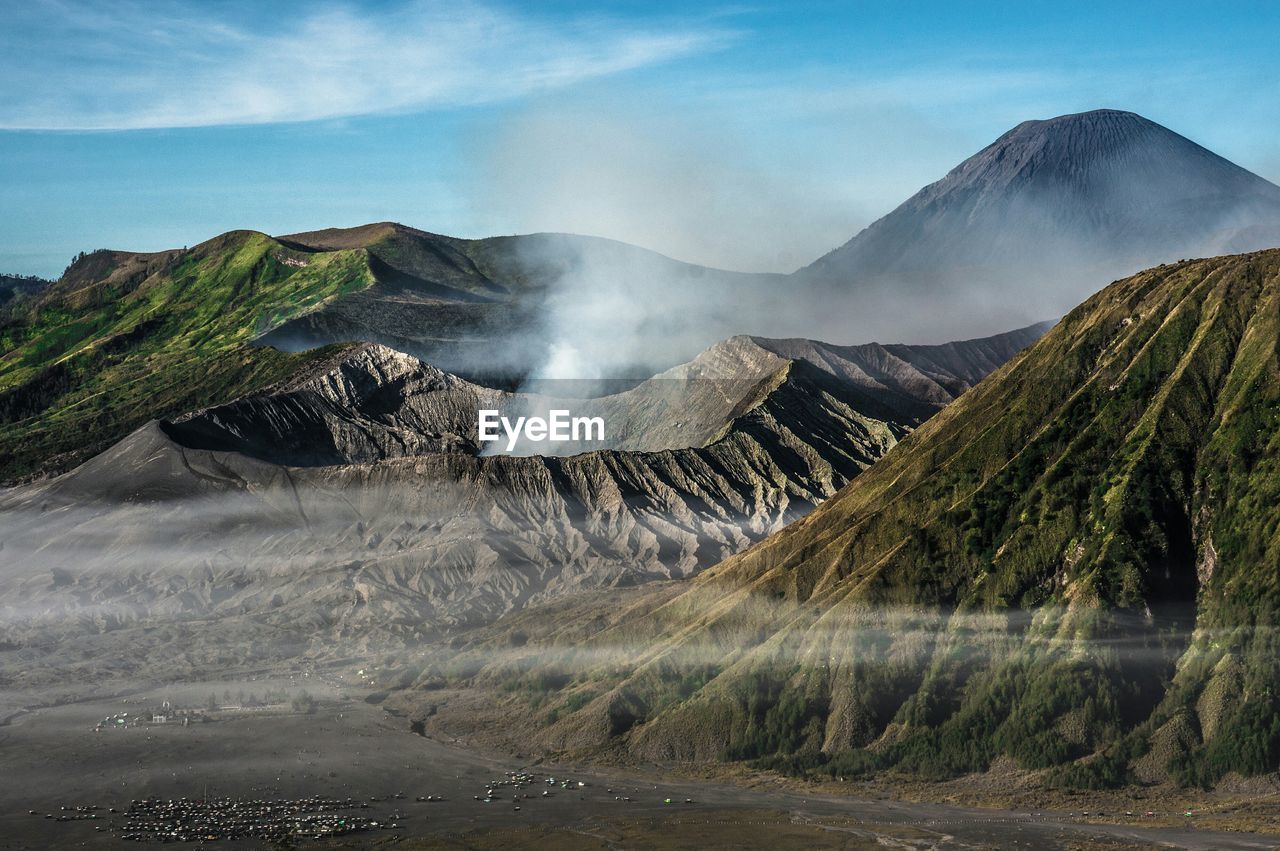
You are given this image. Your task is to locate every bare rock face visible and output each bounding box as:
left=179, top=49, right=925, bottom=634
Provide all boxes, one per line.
left=0, top=326, right=1045, bottom=682
left=164, top=345, right=505, bottom=465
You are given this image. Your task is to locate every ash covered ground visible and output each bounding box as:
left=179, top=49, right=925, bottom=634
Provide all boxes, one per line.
left=1, top=672, right=1275, bottom=850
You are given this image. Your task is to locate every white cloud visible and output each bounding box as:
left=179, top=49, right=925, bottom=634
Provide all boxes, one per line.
left=0, top=0, right=730, bottom=130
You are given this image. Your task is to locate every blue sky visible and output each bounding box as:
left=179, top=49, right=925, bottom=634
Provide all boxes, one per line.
left=3, top=0, right=1280, bottom=277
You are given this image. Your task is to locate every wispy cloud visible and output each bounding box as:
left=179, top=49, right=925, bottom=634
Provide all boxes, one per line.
left=0, top=0, right=729, bottom=130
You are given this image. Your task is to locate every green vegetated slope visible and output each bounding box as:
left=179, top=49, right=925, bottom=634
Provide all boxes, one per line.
left=464, top=249, right=1280, bottom=789
left=0, top=231, right=374, bottom=481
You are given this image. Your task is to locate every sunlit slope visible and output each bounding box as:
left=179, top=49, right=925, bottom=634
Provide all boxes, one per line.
left=0, top=230, right=374, bottom=480
left=478, top=250, right=1280, bottom=788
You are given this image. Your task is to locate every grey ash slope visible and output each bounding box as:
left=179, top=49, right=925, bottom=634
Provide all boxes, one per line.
left=802, top=109, right=1280, bottom=341
left=0, top=324, right=1044, bottom=681
left=163, top=322, right=1051, bottom=465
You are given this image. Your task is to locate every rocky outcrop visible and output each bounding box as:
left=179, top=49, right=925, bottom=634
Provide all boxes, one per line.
left=164, top=345, right=504, bottom=465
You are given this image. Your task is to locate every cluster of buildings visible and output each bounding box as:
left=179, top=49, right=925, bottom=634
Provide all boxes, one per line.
left=93, top=700, right=208, bottom=732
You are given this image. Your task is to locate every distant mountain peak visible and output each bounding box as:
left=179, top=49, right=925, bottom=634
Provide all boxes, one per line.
left=986, top=108, right=1159, bottom=154
left=802, top=109, right=1280, bottom=342
left=1004, top=107, right=1151, bottom=136
left=935, top=108, right=1268, bottom=198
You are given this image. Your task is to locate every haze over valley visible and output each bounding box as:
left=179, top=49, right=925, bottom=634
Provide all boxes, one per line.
left=6, top=4, right=1280, bottom=844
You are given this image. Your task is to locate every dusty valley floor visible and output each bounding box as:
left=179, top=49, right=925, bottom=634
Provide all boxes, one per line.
left=2, top=675, right=1278, bottom=850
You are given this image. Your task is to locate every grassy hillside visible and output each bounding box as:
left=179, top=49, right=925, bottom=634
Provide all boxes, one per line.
left=445, top=249, right=1280, bottom=790
left=0, top=231, right=373, bottom=481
